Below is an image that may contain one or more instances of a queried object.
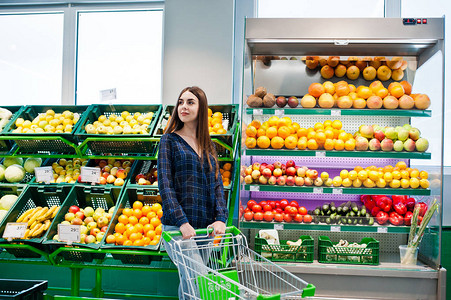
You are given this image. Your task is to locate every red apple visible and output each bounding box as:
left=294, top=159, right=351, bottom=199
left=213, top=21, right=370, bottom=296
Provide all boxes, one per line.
left=116, top=168, right=127, bottom=179
left=268, top=176, right=277, bottom=185
left=258, top=175, right=268, bottom=185
left=273, top=168, right=282, bottom=177
left=295, top=177, right=305, bottom=186
left=306, top=169, right=318, bottom=180
left=259, top=163, right=268, bottom=173
left=266, top=164, right=274, bottom=172
left=286, top=167, right=296, bottom=177
left=69, top=205, right=80, bottom=214
left=102, top=172, right=110, bottom=180
left=304, top=177, right=313, bottom=186
left=273, top=161, right=282, bottom=169
left=100, top=226, right=108, bottom=233
left=277, top=176, right=286, bottom=186
left=297, top=167, right=306, bottom=177
left=252, top=162, right=261, bottom=170
left=286, top=160, right=295, bottom=168
left=90, top=227, right=100, bottom=237
left=286, top=176, right=295, bottom=186
left=75, top=211, right=85, bottom=220
left=262, top=168, right=272, bottom=178
left=281, top=164, right=286, bottom=175
left=98, top=160, right=107, bottom=168
left=99, top=177, right=107, bottom=185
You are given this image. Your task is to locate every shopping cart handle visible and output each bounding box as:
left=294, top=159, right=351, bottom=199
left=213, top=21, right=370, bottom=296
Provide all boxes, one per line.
left=162, top=226, right=241, bottom=242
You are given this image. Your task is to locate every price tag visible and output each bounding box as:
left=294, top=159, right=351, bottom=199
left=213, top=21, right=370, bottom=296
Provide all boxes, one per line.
left=313, top=187, right=323, bottom=194
left=275, top=109, right=284, bottom=116
left=81, top=166, right=101, bottom=184
left=253, top=109, right=263, bottom=116
left=250, top=185, right=260, bottom=192
left=3, top=223, right=27, bottom=239
left=331, top=226, right=341, bottom=232
left=58, top=224, right=81, bottom=243
left=35, top=166, right=53, bottom=184
left=100, top=88, right=117, bottom=102
left=377, top=227, right=388, bottom=233
left=331, top=109, right=341, bottom=116
left=274, top=224, right=284, bottom=230
left=315, top=151, right=326, bottom=157
left=333, top=188, right=343, bottom=194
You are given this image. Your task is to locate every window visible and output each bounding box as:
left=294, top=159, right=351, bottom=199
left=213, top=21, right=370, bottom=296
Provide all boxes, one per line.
left=76, top=10, right=163, bottom=105
left=0, top=13, right=64, bottom=106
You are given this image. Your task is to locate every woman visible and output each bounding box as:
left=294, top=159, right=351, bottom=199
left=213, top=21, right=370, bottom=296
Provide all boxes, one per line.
left=157, top=86, right=228, bottom=298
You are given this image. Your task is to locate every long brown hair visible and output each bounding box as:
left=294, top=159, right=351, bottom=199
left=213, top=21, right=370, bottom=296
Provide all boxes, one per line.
left=164, top=86, right=219, bottom=178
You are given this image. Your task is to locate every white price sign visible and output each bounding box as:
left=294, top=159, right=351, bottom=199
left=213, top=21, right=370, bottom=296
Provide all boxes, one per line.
left=253, top=109, right=263, bottom=116
left=333, top=188, right=343, bottom=194
left=274, top=224, right=284, bottom=230
left=100, top=88, right=117, bottom=102
left=3, top=223, right=27, bottom=239
left=331, top=109, right=341, bottom=116
left=80, top=166, right=101, bottom=184
left=35, top=166, right=53, bottom=184
left=313, top=187, right=323, bottom=194
left=249, top=185, right=260, bottom=192
left=331, top=226, right=341, bottom=232
left=58, top=224, right=81, bottom=243
left=377, top=227, right=388, bottom=233
left=315, top=151, right=326, bottom=157
left=275, top=109, right=284, bottom=116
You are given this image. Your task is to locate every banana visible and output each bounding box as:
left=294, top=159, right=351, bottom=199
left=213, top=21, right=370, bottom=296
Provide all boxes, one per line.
left=51, top=206, right=60, bottom=219
left=43, top=219, right=51, bottom=231
left=39, top=205, right=57, bottom=222
left=23, top=229, right=30, bottom=239
left=37, top=207, right=51, bottom=222
left=23, top=207, right=39, bottom=223
left=31, top=223, right=46, bottom=238
left=27, top=207, right=45, bottom=227
left=17, top=208, right=35, bottom=223
left=30, top=221, right=39, bottom=231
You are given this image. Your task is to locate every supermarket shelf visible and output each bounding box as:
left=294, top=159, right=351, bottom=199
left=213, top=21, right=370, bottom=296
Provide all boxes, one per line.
left=245, top=149, right=431, bottom=159
left=245, top=108, right=432, bottom=117
left=243, top=184, right=431, bottom=196
left=240, top=221, right=410, bottom=233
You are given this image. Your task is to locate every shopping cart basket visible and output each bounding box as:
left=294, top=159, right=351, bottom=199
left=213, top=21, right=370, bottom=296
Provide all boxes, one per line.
left=162, top=226, right=315, bottom=300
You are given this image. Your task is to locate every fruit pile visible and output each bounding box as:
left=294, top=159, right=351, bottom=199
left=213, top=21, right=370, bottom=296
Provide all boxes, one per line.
left=220, top=163, right=232, bottom=187
left=106, top=201, right=163, bottom=247
left=84, top=111, right=154, bottom=135
left=0, top=157, right=42, bottom=183
left=242, top=199, right=312, bottom=223
left=53, top=205, right=114, bottom=244
left=241, top=160, right=330, bottom=187
left=135, top=166, right=158, bottom=186
left=361, top=195, right=426, bottom=226
left=355, top=124, right=429, bottom=152
left=303, top=56, right=408, bottom=82
left=246, top=87, right=275, bottom=108
left=332, top=161, right=429, bottom=189
left=12, top=110, right=80, bottom=134
left=208, top=109, right=227, bottom=135
left=16, top=205, right=60, bottom=239
left=48, top=158, right=88, bottom=184
left=86, top=159, right=132, bottom=186
left=302, top=81, right=430, bottom=110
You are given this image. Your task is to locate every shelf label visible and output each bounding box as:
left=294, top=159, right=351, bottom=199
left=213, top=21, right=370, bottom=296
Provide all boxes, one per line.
left=80, top=166, right=101, bottom=184
left=333, top=188, right=343, bottom=194
left=315, top=151, right=326, bottom=157
left=35, top=166, right=53, bottom=184
left=58, top=224, right=81, bottom=243
left=100, top=88, right=117, bottom=102
left=274, top=224, right=284, bottom=230
left=331, top=109, right=341, bottom=116
left=313, top=187, right=323, bottom=194
left=275, top=109, right=284, bottom=116
left=253, top=109, right=263, bottom=116
left=331, top=226, right=341, bottom=232
left=3, top=223, right=27, bottom=239
left=249, top=185, right=260, bottom=192
left=377, top=227, right=388, bottom=233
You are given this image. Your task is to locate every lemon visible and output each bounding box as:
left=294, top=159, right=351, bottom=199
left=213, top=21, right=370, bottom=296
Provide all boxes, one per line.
left=113, top=126, right=123, bottom=134
left=52, top=162, right=59, bottom=169
left=63, top=119, right=73, bottom=126
left=103, top=119, right=111, bottom=127
left=49, top=119, right=59, bottom=127
left=93, top=121, right=100, bottom=128
left=339, top=170, right=348, bottom=179
left=45, top=115, right=53, bottom=122
left=342, top=178, right=352, bottom=187
left=38, top=114, right=46, bottom=121
left=136, top=115, right=145, bottom=124
left=63, top=110, right=73, bottom=119
left=56, top=125, right=64, bottom=131
left=376, top=178, right=386, bottom=188
left=54, top=113, right=62, bottom=119
left=133, top=112, right=142, bottom=120
left=390, top=179, right=401, bottom=188
left=357, top=170, right=368, bottom=181
left=120, top=121, right=128, bottom=127
left=46, top=109, right=55, bottom=116
left=38, top=120, right=48, bottom=129
left=115, top=116, right=124, bottom=123
left=64, top=124, right=73, bottom=132
left=419, top=179, right=430, bottom=188
left=22, top=120, right=32, bottom=128
left=400, top=179, right=410, bottom=189
left=121, top=111, right=130, bottom=118
left=110, top=121, right=118, bottom=128
left=98, top=115, right=107, bottom=122
left=143, top=118, right=151, bottom=126
left=35, top=128, right=45, bottom=133
left=410, top=178, right=420, bottom=189
left=332, top=176, right=342, bottom=187
left=15, top=118, right=25, bottom=127
left=125, top=115, right=133, bottom=122
left=363, top=178, right=375, bottom=188
left=348, top=170, right=357, bottom=181
left=30, top=124, right=38, bottom=130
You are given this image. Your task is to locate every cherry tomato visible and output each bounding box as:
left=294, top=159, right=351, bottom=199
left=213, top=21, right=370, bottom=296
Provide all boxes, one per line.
left=263, top=211, right=274, bottom=222
left=283, top=214, right=292, bottom=223
left=247, top=200, right=257, bottom=210
left=252, top=204, right=262, bottom=213
left=289, top=201, right=299, bottom=208
left=294, top=214, right=303, bottom=223
left=274, top=213, right=284, bottom=222
left=298, top=206, right=308, bottom=215
left=244, top=211, right=254, bottom=221
left=280, top=199, right=289, bottom=210
left=263, top=204, right=272, bottom=212
left=303, top=214, right=312, bottom=223
left=254, top=212, right=264, bottom=221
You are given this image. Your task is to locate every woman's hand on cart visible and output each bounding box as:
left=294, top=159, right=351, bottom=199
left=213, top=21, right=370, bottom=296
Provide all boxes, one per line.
left=179, top=222, right=196, bottom=239
left=210, top=221, right=226, bottom=235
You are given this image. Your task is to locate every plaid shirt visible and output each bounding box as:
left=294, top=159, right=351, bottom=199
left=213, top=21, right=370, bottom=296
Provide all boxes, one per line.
left=157, top=133, right=228, bottom=228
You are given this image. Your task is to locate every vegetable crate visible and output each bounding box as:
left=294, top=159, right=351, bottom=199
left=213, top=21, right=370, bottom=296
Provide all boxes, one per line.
left=0, top=279, right=48, bottom=299
left=76, top=104, right=162, bottom=156
left=254, top=234, right=314, bottom=263
left=0, top=185, right=72, bottom=258
left=127, top=160, right=158, bottom=188
left=0, top=105, right=25, bottom=154
left=1, top=105, right=89, bottom=155
left=101, top=186, right=162, bottom=264
left=318, top=236, right=379, bottom=265
left=44, top=185, right=122, bottom=262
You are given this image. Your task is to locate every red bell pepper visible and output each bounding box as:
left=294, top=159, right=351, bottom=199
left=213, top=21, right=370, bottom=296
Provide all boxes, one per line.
left=376, top=196, right=392, bottom=212
left=371, top=206, right=381, bottom=217
left=364, top=198, right=376, bottom=211
left=406, top=197, right=416, bottom=211
left=376, top=211, right=389, bottom=225
left=415, top=202, right=428, bottom=217
left=360, top=195, right=371, bottom=204
left=392, top=195, right=407, bottom=205
left=394, top=202, right=407, bottom=215
left=389, top=211, right=404, bottom=226
left=404, top=211, right=413, bottom=226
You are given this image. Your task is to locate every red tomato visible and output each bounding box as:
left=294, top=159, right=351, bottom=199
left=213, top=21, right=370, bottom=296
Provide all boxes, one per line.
left=284, top=205, right=292, bottom=214
left=294, top=214, right=303, bottom=223
left=245, top=207, right=251, bottom=213
left=269, top=201, right=276, bottom=209
left=275, top=202, right=281, bottom=209
left=247, top=200, right=257, bottom=210
left=254, top=212, right=264, bottom=221
left=252, top=204, right=262, bottom=213
left=275, top=208, right=283, bottom=214
left=303, top=214, right=312, bottom=223
left=298, top=206, right=308, bottom=215
left=283, top=214, right=292, bottom=223
left=260, top=201, right=267, bottom=207
left=263, top=211, right=274, bottom=222
left=280, top=199, right=289, bottom=210
left=244, top=211, right=254, bottom=221
left=263, top=204, right=272, bottom=212
left=285, top=206, right=297, bottom=216
left=274, top=213, right=284, bottom=222
left=289, top=201, right=299, bottom=208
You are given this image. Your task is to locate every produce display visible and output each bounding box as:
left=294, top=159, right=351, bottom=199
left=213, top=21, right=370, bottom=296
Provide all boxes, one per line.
left=0, top=194, right=19, bottom=223
left=106, top=201, right=163, bottom=246
left=242, top=198, right=312, bottom=224
left=15, top=205, right=60, bottom=239
left=0, top=157, right=42, bottom=183
left=0, top=107, right=13, bottom=131
left=84, top=111, right=154, bottom=135
left=208, top=109, right=227, bottom=134
left=12, top=109, right=80, bottom=134
left=82, top=159, right=132, bottom=186
left=220, top=162, right=233, bottom=187
left=52, top=205, right=115, bottom=244
left=46, top=158, right=88, bottom=184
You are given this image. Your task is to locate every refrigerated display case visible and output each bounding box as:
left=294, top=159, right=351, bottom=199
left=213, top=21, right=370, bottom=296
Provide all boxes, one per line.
left=239, top=18, right=445, bottom=299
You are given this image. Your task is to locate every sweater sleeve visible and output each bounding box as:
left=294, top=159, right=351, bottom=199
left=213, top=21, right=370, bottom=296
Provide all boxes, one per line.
left=157, top=134, right=189, bottom=227
left=214, top=165, right=228, bottom=223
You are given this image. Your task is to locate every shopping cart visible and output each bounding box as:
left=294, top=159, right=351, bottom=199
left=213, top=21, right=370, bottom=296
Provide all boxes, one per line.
left=162, top=226, right=315, bottom=300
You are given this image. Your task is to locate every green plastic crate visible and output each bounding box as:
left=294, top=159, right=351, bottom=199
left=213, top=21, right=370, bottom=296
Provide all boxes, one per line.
left=0, top=184, right=28, bottom=229
left=0, top=106, right=25, bottom=154
left=43, top=185, right=122, bottom=262
left=0, top=185, right=71, bottom=258
left=30, top=157, right=87, bottom=185
left=101, top=186, right=162, bottom=264
left=0, top=279, right=48, bottom=299
left=0, top=158, right=36, bottom=185
left=254, top=234, right=314, bottom=263
left=127, top=160, right=158, bottom=188
left=318, top=235, right=379, bottom=265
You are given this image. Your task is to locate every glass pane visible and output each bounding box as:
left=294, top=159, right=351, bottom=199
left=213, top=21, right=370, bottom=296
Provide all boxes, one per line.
left=76, top=10, right=163, bottom=105
left=0, top=13, right=63, bottom=106
left=258, top=0, right=384, bottom=18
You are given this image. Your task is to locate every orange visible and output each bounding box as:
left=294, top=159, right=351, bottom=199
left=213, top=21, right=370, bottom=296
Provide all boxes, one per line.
left=324, top=139, right=334, bottom=150
left=210, top=118, right=222, bottom=126
left=123, top=240, right=133, bottom=246
left=257, top=136, right=271, bottom=149
left=277, top=126, right=291, bottom=139
left=344, top=138, right=356, bottom=151
left=222, top=171, right=231, bottom=179
left=357, top=86, right=372, bottom=99
left=128, top=216, right=138, bottom=225
left=354, top=166, right=364, bottom=173
left=338, top=131, right=348, bottom=141
left=151, top=217, right=161, bottom=228
left=143, top=224, right=154, bottom=233
left=149, top=240, right=159, bottom=246
left=333, top=129, right=340, bottom=139
left=147, top=211, right=157, bottom=219
left=113, top=232, right=122, bottom=239
left=245, top=137, right=257, bottom=148
left=245, top=125, right=257, bottom=137
left=266, top=127, right=278, bottom=139
left=212, top=123, right=223, bottom=132
left=401, top=170, right=410, bottom=179
left=208, top=108, right=212, bottom=117
left=157, top=209, right=163, bottom=218
left=324, top=129, right=334, bottom=139
left=331, top=120, right=342, bottom=130
left=129, top=232, right=142, bottom=242
left=125, top=223, right=133, bottom=231
left=256, top=128, right=266, bottom=138
left=115, top=223, right=126, bottom=234
left=395, top=161, right=407, bottom=170
left=297, top=128, right=308, bottom=138
left=212, top=112, right=222, bottom=119
left=216, top=128, right=227, bottom=134
left=390, top=85, right=405, bottom=98
left=284, top=136, right=298, bottom=149
left=134, top=224, right=144, bottom=234
left=139, top=216, right=150, bottom=225
left=419, top=171, right=429, bottom=179
left=268, top=116, right=279, bottom=127
left=297, top=138, right=307, bottom=150
left=348, top=84, right=356, bottom=93
left=314, top=122, right=324, bottom=131
left=315, top=131, right=326, bottom=144
left=115, top=234, right=126, bottom=245
left=141, top=205, right=152, bottom=216
left=123, top=208, right=133, bottom=217
left=133, top=201, right=143, bottom=210
left=155, top=224, right=162, bottom=235
left=133, top=209, right=143, bottom=219
left=292, top=122, right=300, bottom=132
left=334, top=139, right=345, bottom=151
left=271, top=136, right=284, bottom=149
left=146, top=230, right=156, bottom=240
left=151, top=203, right=162, bottom=213
left=154, top=234, right=161, bottom=242
left=323, top=120, right=332, bottom=127
left=142, top=237, right=151, bottom=246
left=118, top=214, right=129, bottom=225
left=307, top=139, right=318, bottom=150
left=375, top=88, right=389, bottom=98
left=383, top=165, right=393, bottom=173
left=223, top=163, right=232, bottom=171
left=133, top=239, right=145, bottom=246
left=250, top=119, right=261, bottom=129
